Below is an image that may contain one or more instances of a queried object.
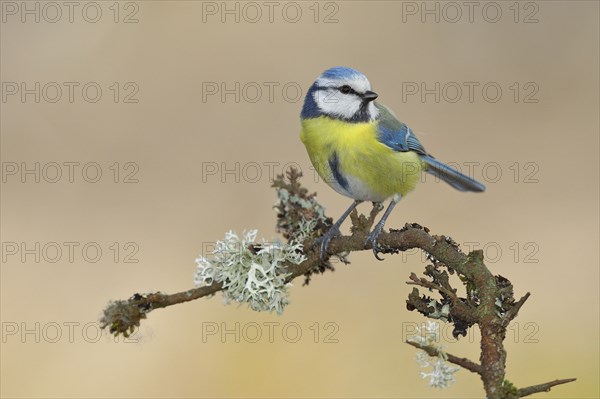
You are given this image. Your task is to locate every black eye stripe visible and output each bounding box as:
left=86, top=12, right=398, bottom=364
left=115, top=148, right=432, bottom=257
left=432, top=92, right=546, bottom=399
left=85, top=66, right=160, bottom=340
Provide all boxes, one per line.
left=314, top=84, right=361, bottom=96
left=338, top=85, right=355, bottom=95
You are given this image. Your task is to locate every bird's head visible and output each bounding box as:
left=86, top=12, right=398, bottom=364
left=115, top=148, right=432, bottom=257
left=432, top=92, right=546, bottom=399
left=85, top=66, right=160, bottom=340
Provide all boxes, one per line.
left=301, top=66, right=379, bottom=123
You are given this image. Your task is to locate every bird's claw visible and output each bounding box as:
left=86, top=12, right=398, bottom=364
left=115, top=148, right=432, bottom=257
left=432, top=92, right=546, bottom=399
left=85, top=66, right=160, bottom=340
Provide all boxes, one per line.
left=314, top=226, right=341, bottom=260
left=365, top=226, right=385, bottom=261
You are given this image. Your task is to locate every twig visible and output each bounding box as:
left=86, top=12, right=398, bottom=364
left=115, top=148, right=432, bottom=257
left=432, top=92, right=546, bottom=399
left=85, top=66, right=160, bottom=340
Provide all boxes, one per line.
left=137, top=284, right=222, bottom=310
left=407, top=273, right=460, bottom=304
left=516, top=378, right=577, bottom=397
left=505, top=292, right=531, bottom=322
left=406, top=340, right=482, bottom=375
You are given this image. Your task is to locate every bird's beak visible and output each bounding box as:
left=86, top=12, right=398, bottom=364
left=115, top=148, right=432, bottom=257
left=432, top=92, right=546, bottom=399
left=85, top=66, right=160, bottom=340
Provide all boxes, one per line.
left=363, top=91, right=378, bottom=102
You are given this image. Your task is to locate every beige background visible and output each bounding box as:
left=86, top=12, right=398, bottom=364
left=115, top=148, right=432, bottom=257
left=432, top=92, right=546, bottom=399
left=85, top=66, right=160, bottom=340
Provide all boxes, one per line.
left=1, top=1, right=598, bottom=398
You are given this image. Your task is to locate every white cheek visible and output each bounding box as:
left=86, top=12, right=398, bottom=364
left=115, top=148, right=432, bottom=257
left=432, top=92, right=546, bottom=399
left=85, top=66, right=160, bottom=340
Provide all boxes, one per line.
left=313, top=90, right=361, bottom=119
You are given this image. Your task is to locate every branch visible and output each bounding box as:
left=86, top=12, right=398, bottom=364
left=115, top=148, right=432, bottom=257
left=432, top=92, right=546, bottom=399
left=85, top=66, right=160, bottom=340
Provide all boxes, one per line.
left=144, top=284, right=223, bottom=309
left=516, top=378, right=577, bottom=397
left=406, top=272, right=476, bottom=323
left=406, top=340, right=482, bottom=375
left=100, top=169, right=576, bottom=398
left=100, top=284, right=223, bottom=336
left=100, top=225, right=463, bottom=335
left=505, top=292, right=531, bottom=322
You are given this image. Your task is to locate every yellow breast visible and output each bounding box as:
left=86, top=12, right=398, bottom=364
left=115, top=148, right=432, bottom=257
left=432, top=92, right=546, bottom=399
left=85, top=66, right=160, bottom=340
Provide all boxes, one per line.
left=300, top=116, right=423, bottom=202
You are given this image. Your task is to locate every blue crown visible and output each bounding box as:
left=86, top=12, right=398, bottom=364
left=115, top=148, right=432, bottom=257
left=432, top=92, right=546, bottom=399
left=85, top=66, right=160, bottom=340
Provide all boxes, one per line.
left=320, top=66, right=364, bottom=80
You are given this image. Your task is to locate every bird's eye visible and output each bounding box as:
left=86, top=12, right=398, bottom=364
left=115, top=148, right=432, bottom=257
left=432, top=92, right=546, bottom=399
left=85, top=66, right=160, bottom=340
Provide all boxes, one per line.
left=339, top=85, right=352, bottom=94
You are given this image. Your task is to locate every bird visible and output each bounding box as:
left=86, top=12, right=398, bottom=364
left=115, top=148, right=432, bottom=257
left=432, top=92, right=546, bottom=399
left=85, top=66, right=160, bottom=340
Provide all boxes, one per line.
left=299, top=66, right=485, bottom=260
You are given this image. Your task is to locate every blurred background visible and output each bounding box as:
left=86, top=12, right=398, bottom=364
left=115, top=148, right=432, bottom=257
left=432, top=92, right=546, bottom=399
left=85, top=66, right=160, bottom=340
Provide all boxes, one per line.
left=1, top=1, right=598, bottom=398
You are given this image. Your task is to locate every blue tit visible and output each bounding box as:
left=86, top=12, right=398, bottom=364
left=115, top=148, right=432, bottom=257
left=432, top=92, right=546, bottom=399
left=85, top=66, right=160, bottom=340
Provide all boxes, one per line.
left=300, top=66, right=485, bottom=260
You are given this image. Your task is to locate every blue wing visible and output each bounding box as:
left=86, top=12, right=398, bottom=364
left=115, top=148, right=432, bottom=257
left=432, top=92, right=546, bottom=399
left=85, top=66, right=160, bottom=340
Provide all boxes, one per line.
left=375, top=103, right=428, bottom=155
left=375, top=103, right=485, bottom=192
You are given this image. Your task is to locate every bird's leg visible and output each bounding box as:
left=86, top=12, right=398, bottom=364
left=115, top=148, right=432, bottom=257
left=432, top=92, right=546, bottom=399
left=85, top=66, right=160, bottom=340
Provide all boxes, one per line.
left=365, top=194, right=402, bottom=261
left=315, top=199, right=363, bottom=259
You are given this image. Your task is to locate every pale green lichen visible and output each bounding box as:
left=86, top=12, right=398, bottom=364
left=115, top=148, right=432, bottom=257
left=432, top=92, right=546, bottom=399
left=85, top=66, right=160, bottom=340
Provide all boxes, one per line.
left=416, top=353, right=460, bottom=388
left=194, top=230, right=306, bottom=314
left=409, top=321, right=460, bottom=388
left=274, top=186, right=327, bottom=241
left=427, top=300, right=451, bottom=322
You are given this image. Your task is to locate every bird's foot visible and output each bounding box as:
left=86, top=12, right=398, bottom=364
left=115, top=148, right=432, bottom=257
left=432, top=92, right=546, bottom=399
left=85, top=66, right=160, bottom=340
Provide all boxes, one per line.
left=313, top=226, right=341, bottom=260
left=365, top=224, right=385, bottom=261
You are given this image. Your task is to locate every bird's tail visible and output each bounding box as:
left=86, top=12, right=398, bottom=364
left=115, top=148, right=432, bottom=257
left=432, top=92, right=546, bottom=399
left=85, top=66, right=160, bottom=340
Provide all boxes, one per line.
left=422, top=156, right=486, bottom=192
